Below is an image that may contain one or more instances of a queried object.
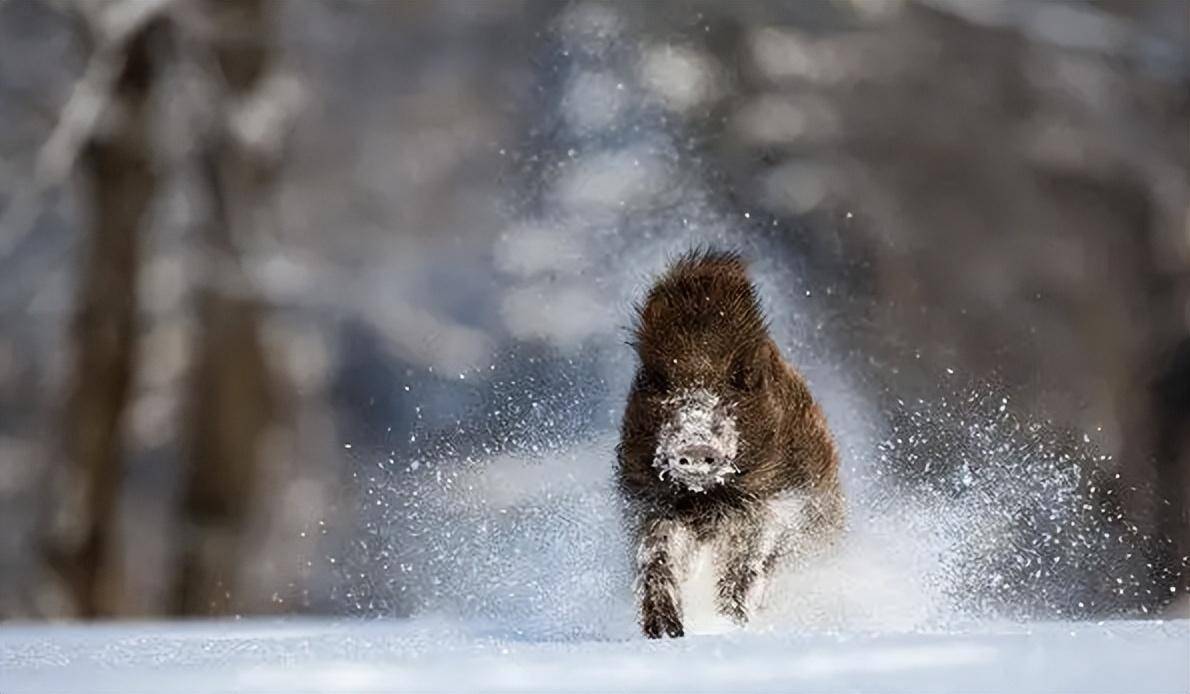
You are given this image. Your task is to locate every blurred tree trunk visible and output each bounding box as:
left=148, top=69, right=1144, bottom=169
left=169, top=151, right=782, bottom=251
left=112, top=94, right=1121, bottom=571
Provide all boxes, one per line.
left=38, top=0, right=294, bottom=618
left=45, top=17, right=162, bottom=619
left=172, top=0, right=283, bottom=616
left=1127, top=337, right=1190, bottom=596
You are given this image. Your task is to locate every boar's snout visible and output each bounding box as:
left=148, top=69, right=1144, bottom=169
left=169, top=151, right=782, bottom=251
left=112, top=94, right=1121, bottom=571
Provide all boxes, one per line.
left=673, top=444, right=727, bottom=472
left=651, top=388, right=740, bottom=492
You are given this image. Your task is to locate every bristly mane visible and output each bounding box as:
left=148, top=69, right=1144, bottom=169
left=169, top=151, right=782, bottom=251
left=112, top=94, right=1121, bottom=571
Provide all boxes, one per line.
left=631, top=247, right=769, bottom=348
left=668, top=247, right=748, bottom=276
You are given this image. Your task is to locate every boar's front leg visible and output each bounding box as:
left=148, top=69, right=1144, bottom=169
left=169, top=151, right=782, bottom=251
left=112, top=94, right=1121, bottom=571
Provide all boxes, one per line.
left=715, top=513, right=766, bottom=626
left=634, top=516, right=691, bottom=638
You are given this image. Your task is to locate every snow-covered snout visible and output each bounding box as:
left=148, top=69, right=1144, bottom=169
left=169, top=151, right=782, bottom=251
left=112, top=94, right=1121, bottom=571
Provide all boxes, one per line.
left=652, top=388, right=739, bottom=492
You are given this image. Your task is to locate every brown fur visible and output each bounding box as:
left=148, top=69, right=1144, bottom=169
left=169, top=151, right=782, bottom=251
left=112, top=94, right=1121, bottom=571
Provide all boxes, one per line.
left=617, top=249, right=843, bottom=637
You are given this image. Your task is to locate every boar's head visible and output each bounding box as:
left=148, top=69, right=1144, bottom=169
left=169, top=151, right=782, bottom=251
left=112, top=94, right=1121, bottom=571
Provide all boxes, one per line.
left=621, top=250, right=784, bottom=495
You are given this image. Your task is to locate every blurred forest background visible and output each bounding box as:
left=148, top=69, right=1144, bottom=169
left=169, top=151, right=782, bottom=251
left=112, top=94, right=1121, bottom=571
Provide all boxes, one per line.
left=0, top=0, right=1187, bottom=622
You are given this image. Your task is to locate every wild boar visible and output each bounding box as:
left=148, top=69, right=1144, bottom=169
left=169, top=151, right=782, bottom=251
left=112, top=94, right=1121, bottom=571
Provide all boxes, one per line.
left=617, top=249, right=843, bottom=638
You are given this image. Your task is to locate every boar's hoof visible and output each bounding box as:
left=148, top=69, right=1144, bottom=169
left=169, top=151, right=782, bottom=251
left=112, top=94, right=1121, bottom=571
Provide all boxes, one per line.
left=642, top=610, right=684, bottom=639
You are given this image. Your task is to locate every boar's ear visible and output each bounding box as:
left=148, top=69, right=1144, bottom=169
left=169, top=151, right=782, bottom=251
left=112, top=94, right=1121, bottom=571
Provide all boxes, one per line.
left=729, top=340, right=774, bottom=393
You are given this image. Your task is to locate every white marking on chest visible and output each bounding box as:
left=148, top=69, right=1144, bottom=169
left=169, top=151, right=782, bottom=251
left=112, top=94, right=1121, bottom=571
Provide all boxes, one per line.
left=676, top=539, right=738, bottom=635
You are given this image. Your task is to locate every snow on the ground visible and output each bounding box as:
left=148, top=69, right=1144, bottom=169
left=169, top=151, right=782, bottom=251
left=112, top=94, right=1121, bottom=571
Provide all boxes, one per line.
left=1, top=618, right=1187, bottom=693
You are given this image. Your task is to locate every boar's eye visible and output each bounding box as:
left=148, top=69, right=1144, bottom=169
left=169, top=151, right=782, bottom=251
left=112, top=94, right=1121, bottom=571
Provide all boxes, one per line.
left=638, top=366, right=669, bottom=393
left=729, top=350, right=765, bottom=393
